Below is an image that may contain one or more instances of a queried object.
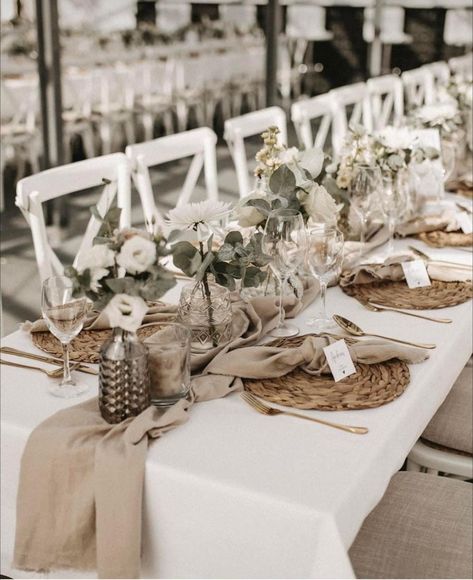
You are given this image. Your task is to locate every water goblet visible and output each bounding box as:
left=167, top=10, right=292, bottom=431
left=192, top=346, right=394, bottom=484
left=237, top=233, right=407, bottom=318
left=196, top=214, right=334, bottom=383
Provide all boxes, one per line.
left=306, top=225, right=344, bottom=331
left=379, top=170, right=409, bottom=257
left=262, top=209, right=306, bottom=338
left=349, top=164, right=382, bottom=245
left=41, top=276, right=89, bottom=398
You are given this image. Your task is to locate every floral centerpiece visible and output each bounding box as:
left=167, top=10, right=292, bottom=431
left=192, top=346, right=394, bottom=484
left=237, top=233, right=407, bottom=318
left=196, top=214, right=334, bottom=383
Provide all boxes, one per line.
left=167, top=200, right=271, bottom=350
left=66, top=206, right=175, bottom=333
left=324, top=125, right=440, bottom=235
left=411, top=101, right=463, bottom=139
left=234, top=126, right=340, bottom=230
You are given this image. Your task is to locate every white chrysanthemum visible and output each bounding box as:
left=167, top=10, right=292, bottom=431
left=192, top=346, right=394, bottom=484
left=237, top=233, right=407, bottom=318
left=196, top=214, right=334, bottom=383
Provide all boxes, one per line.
left=279, top=146, right=299, bottom=164
left=375, top=126, right=413, bottom=150
left=166, top=200, right=232, bottom=239
left=116, top=235, right=156, bottom=274
left=104, top=294, right=148, bottom=333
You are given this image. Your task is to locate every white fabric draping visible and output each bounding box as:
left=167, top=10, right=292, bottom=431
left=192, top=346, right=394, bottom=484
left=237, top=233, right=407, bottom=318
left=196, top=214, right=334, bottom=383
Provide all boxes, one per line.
left=1, top=238, right=472, bottom=579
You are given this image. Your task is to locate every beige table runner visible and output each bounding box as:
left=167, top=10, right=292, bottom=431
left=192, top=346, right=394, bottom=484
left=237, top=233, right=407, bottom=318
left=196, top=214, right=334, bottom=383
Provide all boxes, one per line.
left=13, top=285, right=427, bottom=579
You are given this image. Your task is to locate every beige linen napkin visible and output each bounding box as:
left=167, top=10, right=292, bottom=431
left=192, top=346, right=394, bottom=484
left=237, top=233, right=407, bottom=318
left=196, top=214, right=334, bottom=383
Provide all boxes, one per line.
left=13, top=283, right=426, bottom=579
left=340, top=255, right=472, bottom=286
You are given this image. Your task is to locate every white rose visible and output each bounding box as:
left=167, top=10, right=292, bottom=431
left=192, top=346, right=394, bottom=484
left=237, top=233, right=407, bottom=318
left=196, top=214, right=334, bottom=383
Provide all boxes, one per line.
left=104, top=294, right=148, bottom=333
left=302, top=183, right=339, bottom=226
left=77, top=244, right=115, bottom=272
left=236, top=205, right=265, bottom=228
left=116, top=235, right=156, bottom=274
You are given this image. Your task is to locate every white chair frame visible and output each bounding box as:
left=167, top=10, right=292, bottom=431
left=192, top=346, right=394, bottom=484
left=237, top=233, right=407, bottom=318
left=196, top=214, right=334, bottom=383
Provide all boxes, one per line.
left=407, top=440, right=473, bottom=480
left=126, top=128, right=219, bottom=232
left=291, top=94, right=334, bottom=151
left=330, top=83, right=373, bottom=158
left=422, top=61, right=450, bottom=103
left=367, top=74, right=404, bottom=130
left=16, top=153, right=131, bottom=282
left=449, top=53, right=473, bottom=79
left=224, top=106, right=287, bottom=199
left=401, top=67, right=434, bottom=111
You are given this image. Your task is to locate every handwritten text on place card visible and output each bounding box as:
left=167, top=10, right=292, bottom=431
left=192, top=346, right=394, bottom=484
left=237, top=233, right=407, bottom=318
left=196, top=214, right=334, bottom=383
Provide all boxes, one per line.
left=402, top=260, right=431, bottom=289
left=323, top=339, right=356, bottom=383
left=457, top=212, right=473, bottom=235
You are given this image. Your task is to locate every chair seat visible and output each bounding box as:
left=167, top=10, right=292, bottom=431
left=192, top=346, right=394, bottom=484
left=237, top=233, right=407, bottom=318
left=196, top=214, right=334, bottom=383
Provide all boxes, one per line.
left=421, top=365, right=472, bottom=455
left=349, top=472, right=473, bottom=579
left=287, top=30, right=334, bottom=43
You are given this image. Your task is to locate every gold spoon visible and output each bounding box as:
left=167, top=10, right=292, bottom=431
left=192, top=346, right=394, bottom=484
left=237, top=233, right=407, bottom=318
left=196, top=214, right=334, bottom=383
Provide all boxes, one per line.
left=332, top=315, right=436, bottom=349
left=357, top=299, right=452, bottom=324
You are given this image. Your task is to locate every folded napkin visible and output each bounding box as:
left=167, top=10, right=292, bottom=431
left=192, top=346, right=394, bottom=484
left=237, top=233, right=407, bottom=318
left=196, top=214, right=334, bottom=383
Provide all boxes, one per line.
left=340, top=255, right=472, bottom=286
left=396, top=210, right=461, bottom=237
left=13, top=281, right=426, bottom=579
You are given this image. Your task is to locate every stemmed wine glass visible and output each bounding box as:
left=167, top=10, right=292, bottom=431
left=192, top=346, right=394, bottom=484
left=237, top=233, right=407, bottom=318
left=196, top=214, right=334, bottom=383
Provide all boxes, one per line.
left=41, top=276, right=90, bottom=398
left=306, top=225, right=344, bottom=331
left=349, top=164, right=382, bottom=245
left=440, top=139, right=456, bottom=200
left=263, top=209, right=306, bottom=338
left=379, top=171, right=409, bottom=257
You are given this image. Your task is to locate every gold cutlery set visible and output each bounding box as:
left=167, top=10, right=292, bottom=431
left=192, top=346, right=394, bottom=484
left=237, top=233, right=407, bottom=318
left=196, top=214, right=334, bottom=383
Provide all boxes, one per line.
left=0, top=346, right=97, bottom=377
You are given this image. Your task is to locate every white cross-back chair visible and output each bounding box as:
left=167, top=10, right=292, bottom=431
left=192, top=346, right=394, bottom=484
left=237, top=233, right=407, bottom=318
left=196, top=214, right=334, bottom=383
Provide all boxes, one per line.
left=401, top=67, right=434, bottom=111
left=156, top=3, right=192, bottom=35
left=444, top=9, right=473, bottom=50
left=422, top=61, right=450, bottom=103
left=367, top=74, right=404, bottom=130
left=220, top=4, right=257, bottom=33
left=16, top=153, right=131, bottom=282
left=448, top=53, right=473, bottom=80
left=224, top=106, right=287, bottom=199
left=330, top=83, right=373, bottom=158
left=126, top=128, right=219, bottom=232
left=291, top=94, right=334, bottom=152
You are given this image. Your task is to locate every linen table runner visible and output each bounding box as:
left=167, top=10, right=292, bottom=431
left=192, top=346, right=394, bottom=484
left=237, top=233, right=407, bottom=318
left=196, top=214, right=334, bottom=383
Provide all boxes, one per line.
left=14, top=282, right=427, bottom=578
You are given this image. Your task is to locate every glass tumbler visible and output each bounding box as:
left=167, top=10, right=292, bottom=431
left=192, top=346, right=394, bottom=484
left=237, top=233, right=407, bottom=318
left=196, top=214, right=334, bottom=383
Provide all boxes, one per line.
left=146, top=323, right=191, bottom=407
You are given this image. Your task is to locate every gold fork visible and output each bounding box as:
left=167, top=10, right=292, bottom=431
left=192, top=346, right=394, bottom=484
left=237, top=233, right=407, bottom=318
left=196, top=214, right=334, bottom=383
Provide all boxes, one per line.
left=241, top=392, right=369, bottom=435
left=0, top=358, right=79, bottom=378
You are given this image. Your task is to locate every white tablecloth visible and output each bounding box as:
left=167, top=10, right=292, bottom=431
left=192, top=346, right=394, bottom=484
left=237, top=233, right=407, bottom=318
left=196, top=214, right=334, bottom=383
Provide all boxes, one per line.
left=1, top=239, right=472, bottom=579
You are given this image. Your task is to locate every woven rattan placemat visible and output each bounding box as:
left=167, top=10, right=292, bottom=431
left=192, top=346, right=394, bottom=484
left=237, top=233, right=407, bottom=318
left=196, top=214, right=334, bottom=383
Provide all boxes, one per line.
left=342, top=279, right=472, bottom=310
left=417, top=230, right=473, bottom=248
left=31, top=325, right=162, bottom=364
left=243, top=335, right=410, bottom=411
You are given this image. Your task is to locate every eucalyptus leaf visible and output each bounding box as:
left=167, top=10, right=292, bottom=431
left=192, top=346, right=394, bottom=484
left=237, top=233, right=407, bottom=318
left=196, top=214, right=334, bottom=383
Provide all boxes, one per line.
left=243, top=266, right=267, bottom=288
left=269, top=165, right=296, bottom=195
left=217, top=243, right=235, bottom=262
left=245, top=199, right=272, bottom=216
left=106, top=277, right=137, bottom=295
left=224, top=230, right=244, bottom=246
left=172, top=241, right=202, bottom=276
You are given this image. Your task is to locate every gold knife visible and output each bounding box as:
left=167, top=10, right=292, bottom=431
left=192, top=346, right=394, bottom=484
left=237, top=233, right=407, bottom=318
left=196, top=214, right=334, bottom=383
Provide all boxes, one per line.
left=0, top=346, right=98, bottom=375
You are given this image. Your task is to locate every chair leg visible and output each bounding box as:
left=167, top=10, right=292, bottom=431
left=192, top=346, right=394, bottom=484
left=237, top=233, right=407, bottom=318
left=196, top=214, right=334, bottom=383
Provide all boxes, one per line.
left=100, top=120, right=113, bottom=155
left=142, top=112, right=155, bottom=141
left=81, top=126, right=96, bottom=159
left=163, top=110, right=174, bottom=136
left=124, top=117, right=135, bottom=146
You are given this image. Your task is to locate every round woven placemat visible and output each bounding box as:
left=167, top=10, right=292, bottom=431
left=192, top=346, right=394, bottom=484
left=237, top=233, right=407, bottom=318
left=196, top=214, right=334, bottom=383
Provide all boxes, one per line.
left=31, top=325, right=162, bottom=364
left=417, top=230, right=473, bottom=248
left=243, top=335, right=410, bottom=411
left=342, top=279, right=472, bottom=310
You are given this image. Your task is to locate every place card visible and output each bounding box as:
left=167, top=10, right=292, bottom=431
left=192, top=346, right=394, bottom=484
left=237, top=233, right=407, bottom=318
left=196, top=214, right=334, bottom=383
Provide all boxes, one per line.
left=323, top=339, right=356, bottom=383
left=402, top=260, right=431, bottom=289
left=456, top=212, right=473, bottom=234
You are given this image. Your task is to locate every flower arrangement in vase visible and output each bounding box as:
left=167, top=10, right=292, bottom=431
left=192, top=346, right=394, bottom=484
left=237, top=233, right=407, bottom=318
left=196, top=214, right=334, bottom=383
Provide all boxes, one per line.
left=167, top=199, right=271, bottom=351
left=65, top=205, right=176, bottom=423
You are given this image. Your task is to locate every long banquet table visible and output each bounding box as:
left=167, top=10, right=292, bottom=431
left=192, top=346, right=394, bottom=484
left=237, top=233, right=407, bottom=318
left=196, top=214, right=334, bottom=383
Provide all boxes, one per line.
left=1, top=237, right=472, bottom=579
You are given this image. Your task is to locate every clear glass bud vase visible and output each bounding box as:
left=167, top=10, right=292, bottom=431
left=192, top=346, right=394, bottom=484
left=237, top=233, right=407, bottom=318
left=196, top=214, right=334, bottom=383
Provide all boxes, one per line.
left=177, top=281, right=232, bottom=352
left=99, top=328, right=150, bottom=424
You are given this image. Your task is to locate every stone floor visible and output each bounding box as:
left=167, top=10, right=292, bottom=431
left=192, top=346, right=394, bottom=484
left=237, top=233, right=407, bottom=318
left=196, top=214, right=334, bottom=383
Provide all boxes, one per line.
left=0, top=139, right=265, bottom=337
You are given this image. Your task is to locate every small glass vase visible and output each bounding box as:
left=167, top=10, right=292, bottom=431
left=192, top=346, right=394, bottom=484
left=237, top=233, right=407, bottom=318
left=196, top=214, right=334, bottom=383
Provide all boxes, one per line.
left=177, top=281, right=232, bottom=352
left=99, top=328, right=150, bottom=424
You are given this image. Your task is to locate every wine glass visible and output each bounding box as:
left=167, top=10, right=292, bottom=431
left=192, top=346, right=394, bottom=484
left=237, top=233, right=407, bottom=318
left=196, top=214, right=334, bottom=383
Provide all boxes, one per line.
left=306, top=225, right=344, bottom=331
left=41, top=276, right=90, bottom=398
left=441, top=138, right=456, bottom=198
left=379, top=170, right=409, bottom=257
left=263, top=209, right=306, bottom=338
left=349, top=164, right=382, bottom=245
